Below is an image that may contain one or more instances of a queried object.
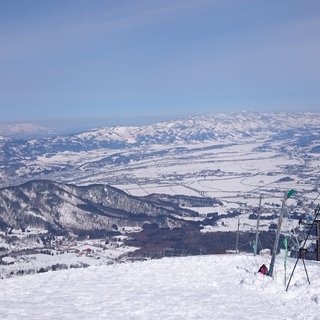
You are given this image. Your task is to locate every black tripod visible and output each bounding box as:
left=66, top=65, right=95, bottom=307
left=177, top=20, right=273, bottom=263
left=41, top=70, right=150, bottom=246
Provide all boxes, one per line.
left=286, top=204, right=320, bottom=291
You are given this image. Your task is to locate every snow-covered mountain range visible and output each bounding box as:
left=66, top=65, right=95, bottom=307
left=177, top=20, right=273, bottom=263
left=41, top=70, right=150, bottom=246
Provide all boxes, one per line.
left=2, top=111, right=320, bottom=145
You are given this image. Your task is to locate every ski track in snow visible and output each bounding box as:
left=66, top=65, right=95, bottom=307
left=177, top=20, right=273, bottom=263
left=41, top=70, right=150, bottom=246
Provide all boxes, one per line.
left=0, top=254, right=320, bottom=320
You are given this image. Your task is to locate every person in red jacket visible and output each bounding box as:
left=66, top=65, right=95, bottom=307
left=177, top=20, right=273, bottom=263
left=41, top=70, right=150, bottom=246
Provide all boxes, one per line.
left=258, top=264, right=268, bottom=275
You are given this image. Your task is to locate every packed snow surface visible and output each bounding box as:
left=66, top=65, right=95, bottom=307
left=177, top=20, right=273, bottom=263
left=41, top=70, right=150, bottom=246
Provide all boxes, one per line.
left=0, top=253, right=320, bottom=320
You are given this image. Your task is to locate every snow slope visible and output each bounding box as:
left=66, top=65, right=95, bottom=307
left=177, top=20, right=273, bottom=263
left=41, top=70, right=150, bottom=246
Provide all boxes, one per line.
left=0, top=253, right=319, bottom=319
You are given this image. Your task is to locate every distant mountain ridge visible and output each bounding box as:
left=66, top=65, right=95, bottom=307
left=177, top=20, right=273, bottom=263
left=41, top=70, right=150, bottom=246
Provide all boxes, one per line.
left=1, top=111, right=320, bottom=142
left=45, top=111, right=320, bottom=147
left=0, top=123, right=57, bottom=139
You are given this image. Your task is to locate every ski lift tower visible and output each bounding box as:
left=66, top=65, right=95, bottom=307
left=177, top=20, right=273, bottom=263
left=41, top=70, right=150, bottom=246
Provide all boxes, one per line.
left=269, top=189, right=295, bottom=278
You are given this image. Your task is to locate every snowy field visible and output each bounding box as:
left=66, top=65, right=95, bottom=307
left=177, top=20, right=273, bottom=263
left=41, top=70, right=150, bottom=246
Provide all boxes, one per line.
left=0, top=253, right=319, bottom=320
left=28, top=141, right=319, bottom=205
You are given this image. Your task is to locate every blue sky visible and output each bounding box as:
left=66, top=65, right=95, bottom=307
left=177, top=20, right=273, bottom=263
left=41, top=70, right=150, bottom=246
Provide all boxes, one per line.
left=1, top=0, right=319, bottom=128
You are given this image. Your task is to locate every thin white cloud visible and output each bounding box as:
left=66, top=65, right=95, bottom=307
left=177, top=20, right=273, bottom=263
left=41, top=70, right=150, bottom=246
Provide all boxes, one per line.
left=0, top=0, right=216, bottom=62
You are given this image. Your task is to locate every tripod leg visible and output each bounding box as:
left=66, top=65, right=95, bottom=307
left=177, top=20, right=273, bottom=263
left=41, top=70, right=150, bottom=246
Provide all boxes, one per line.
left=302, top=258, right=311, bottom=285
left=286, top=254, right=301, bottom=291
left=285, top=205, right=320, bottom=291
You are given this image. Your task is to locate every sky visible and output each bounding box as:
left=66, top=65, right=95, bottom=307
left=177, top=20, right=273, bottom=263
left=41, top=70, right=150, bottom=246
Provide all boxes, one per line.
left=1, top=0, right=320, bottom=129
left=0, top=253, right=320, bottom=319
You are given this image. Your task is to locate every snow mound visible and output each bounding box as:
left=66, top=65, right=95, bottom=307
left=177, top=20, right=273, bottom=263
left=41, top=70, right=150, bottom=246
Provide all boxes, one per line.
left=0, top=253, right=319, bottom=319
